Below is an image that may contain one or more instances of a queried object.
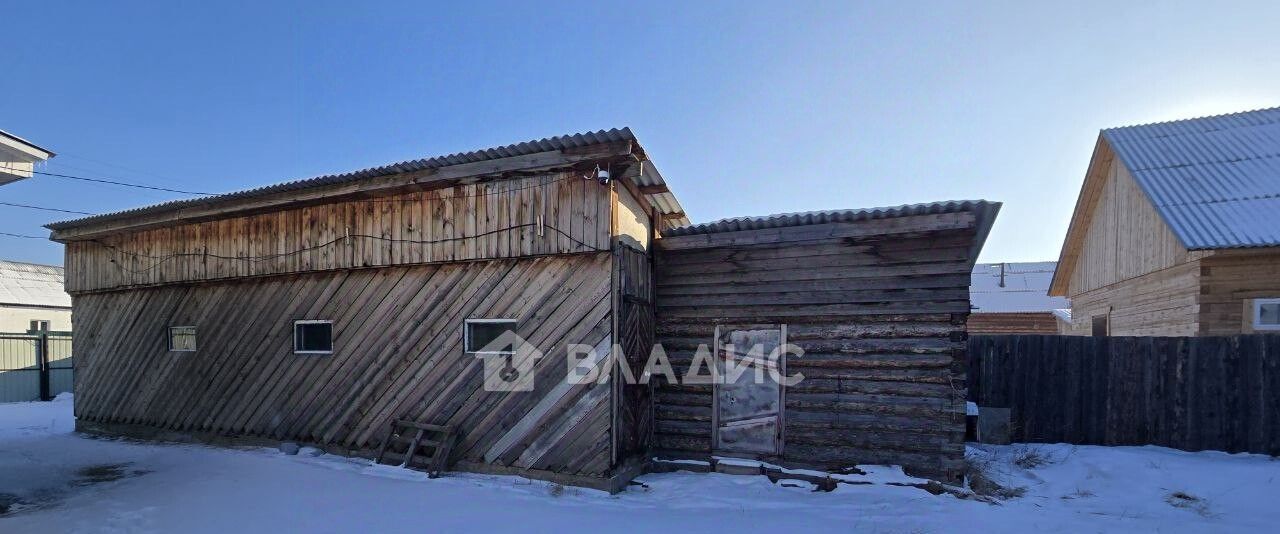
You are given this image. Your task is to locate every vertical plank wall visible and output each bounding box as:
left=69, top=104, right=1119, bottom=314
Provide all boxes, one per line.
left=652, top=213, right=980, bottom=481
left=64, top=173, right=613, bottom=294
left=72, top=253, right=618, bottom=479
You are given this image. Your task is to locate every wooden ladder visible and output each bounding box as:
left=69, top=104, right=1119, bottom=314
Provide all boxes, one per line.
left=375, top=419, right=456, bottom=478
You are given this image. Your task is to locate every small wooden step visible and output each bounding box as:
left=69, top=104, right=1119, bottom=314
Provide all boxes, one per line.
left=375, top=417, right=456, bottom=478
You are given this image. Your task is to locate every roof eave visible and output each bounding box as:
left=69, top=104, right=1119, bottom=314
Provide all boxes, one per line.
left=48, top=130, right=689, bottom=242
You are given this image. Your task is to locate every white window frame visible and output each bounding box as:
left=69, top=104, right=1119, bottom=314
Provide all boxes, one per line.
left=168, top=326, right=197, bottom=352
left=1252, top=298, right=1280, bottom=331
left=294, top=320, right=334, bottom=355
left=464, top=319, right=517, bottom=355
left=30, top=320, right=51, bottom=333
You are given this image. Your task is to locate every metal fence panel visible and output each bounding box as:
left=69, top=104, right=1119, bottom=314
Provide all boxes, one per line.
left=0, top=333, right=73, bottom=403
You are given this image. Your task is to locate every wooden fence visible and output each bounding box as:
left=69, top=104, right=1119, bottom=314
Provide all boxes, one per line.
left=967, top=334, right=1280, bottom=455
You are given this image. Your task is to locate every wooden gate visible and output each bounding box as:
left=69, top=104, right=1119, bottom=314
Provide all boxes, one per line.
left=615, top=245, right=655, bottom=461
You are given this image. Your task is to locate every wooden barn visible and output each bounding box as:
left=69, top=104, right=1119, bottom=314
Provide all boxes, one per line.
left=47, top=129, right=998, bottom=489
left=1051, top=108, right=1280, bottom=336
left=652, top=202, right=998, bottom=482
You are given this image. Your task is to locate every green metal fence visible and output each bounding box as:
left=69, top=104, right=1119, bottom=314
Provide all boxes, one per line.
left=0, top=332, right=73, bottom=403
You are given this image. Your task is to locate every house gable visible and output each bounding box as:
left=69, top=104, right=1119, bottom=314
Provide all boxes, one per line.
left=1049, top=136, right=1191, bottom=297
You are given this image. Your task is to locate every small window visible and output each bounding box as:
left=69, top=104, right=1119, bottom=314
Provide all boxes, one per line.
left=464, top=319, right=518, bottom=354
left=168, top=326, right=197, bottom=352
left=294, top=320, right=333, bottom=354
left=29, top=320, right=50, bottom=333
left=1253, top=299, right=1280, bottom=331
left=1091, top=315, right=1109, bottom=337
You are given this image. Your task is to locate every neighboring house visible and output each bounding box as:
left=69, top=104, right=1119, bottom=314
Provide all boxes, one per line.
left=969, top=261, right=1069, bottom=334
left=0, top=259, right=72, bottom=333
left=0, top=129, right=55, bottom=186
left=1050, top=107, right=1280, bottom=336
left=46, top=129, right=997, bottom=489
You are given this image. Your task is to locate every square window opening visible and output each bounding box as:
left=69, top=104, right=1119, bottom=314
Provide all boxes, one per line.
left=29, top=320, right=51, bottom=333
left=168, top=326, right=197, bottom=352
left=295, top=321, right=333, bottom=354
left=465, top=319, right=518, bottom=354
left=1253, top=299, right=1280, bottom=331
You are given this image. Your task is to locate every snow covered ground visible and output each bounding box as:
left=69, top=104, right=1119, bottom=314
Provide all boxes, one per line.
left=2, top=396, right=1277, bottom=533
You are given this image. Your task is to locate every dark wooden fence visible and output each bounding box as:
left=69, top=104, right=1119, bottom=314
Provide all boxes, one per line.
left=968, top=334, right=1280, bottom=455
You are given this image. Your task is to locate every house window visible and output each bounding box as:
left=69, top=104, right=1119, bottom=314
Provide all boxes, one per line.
left=1091, top=315, right=1109, bottom=337
left=168, top=326, right=197, bottom=352
left=294, top=320, right=333, bottom=354
left=29, top=320, right=50, bottom=333
left=1253, top=299, right=1280, bottom=331
left=464, top=319, right=518, bottom=354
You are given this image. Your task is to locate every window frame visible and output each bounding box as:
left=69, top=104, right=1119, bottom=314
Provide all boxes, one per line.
left=1252, top=298, right=1280, bottom=331
left=464, top=319, right=518, bottom=355
left=167, top=325, right=197, bottom=352
left=293, top=320, right=334, bottom=355
left=29, top=320, right=51, bottom=333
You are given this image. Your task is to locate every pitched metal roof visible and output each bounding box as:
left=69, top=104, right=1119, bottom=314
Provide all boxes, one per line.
left=0, top=259, right=71, bottom=309
left=1103, top=107, right=1280, bottom=250
left=664, top=200, right=998, bottom=236
left=46, top=127, right=689, bottom=231
left=970, top=261, right=1069, bottom=313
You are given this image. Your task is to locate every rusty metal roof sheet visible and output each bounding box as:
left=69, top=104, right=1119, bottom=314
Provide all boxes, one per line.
left=1103, top=107, right=1280, bottom=250
left=46, top=128, right=687, bottom=230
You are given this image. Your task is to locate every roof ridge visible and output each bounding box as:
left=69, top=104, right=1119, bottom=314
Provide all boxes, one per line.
left=1102, top=105, right=1280, bottom=133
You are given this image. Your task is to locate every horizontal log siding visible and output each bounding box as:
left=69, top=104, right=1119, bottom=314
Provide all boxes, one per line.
left=653, top=218, right=976, bottom=481
left=72, top=253, right=616, bottom=478
left=64, top=173, right=612, bottom=294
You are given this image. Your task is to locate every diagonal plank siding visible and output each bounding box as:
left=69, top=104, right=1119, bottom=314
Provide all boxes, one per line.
left=653, top=214, right=978, bottom=482
left=73, top=253, right=615, bottom=477
left=64, top=173, right=613, bottom=294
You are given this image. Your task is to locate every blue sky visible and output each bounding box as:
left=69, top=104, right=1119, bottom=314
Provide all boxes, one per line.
left=2, top=1, right=1277, bottom=266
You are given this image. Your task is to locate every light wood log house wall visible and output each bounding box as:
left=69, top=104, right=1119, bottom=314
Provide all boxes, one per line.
left=48, top=129, right=998, bottom=489
left=1050, top=109, right=1280, bottom=336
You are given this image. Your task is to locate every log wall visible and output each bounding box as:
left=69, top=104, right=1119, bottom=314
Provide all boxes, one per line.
left=651, top=214, right=978, bottom=482
left=72, top=253, right=617, bottom=478
left=64, top=173, right=612, bottom=294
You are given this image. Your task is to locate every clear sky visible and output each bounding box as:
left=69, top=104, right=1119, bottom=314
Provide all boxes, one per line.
left=2, top=1, right=1277, bottom=266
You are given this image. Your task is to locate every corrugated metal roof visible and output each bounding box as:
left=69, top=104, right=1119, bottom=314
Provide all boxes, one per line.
left=970, top=261, right=1069, bottom=313
left=1103, top=107, right=1280, bottom=250
left=46, top=128, right=688, bottom=230
left=0, top=260, right=71, bottom=309
left=664, top=200, right=998, bottom=236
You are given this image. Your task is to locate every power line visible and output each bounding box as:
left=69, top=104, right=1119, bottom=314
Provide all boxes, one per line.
left=0, top=201, right=96, bottom=215
left=0, top=163, right=214, bottom=196
left=29, top=169, right=215, bottom=196
left=93, top=223, right=596, bottom=275
left=0, top=231, right=46, bottom=239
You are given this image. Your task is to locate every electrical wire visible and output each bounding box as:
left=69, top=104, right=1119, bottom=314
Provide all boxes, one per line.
left=93, top=223, right=598, bottom=275
left=0, top=163, right=216, bottom=196
left=0, top=201, right=96, bottom=215
left=1, top=162, right=600, bottom=216
left=0, top=231, right=46, bottom=239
